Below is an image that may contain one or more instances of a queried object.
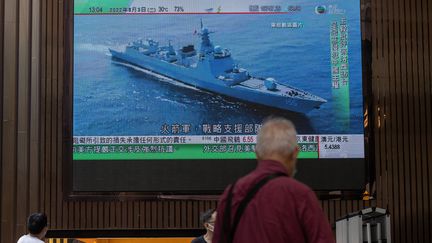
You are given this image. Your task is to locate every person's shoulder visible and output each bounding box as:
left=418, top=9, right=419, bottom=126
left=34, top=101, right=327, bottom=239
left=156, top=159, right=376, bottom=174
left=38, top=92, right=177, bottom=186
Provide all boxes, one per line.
left=17, top=235, right=43, bottom=243
left=221, top=172, right=255, bottom=198
left=17, top=234, right=29, bottom=243
left=190, top=235, right=206, bottom=243
left=276, top=177, right=314, bottom=195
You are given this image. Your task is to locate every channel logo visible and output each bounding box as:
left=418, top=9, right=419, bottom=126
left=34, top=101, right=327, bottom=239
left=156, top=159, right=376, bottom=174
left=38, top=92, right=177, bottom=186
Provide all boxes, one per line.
left=315, top=5, right=327, bottom=14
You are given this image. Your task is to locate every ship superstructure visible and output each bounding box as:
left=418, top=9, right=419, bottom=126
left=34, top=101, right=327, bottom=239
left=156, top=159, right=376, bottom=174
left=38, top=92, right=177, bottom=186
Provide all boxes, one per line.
left=109, top=21, right=327, bottom=113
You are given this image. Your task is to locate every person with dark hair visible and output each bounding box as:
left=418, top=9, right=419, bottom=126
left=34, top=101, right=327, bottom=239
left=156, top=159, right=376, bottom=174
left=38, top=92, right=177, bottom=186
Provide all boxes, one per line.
left=17, top=213, right=48, bottom=243
left=212, top=117, right=334, bottom=243
left=191, top=208, right=217, bottom=243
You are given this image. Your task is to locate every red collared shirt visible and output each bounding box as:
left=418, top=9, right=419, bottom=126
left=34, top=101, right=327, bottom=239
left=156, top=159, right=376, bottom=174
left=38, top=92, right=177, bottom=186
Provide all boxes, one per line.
left=213, top=160, right=334, bottom=243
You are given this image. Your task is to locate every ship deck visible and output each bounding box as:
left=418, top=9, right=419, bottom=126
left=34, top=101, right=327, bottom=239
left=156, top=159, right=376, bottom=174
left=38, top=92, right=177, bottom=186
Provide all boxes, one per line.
left=238, top=78, right=327, bottom=102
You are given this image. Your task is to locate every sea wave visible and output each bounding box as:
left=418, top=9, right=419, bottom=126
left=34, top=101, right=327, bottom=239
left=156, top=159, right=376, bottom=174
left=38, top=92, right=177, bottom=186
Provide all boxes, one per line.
left=154, top=96, right=188, bottom=109
left=75, top=43, right=111, bottom=53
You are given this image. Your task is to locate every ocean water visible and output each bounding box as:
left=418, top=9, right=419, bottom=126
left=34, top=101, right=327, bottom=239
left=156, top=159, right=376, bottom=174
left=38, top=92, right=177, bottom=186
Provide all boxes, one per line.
left=74, top=5, right=364, bottom=136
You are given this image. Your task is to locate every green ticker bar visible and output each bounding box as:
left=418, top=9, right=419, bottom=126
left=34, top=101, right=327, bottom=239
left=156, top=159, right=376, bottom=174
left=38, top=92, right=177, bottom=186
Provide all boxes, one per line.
left=330, top=16, right=350, bottom=131
left=74, top=0, right=132, bottom=14
left=73, top=144, right=318, bottom=160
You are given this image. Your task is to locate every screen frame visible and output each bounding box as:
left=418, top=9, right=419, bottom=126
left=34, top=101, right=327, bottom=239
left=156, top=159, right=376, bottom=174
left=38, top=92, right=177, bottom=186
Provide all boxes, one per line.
left=63, top=0, right=375, bottom=200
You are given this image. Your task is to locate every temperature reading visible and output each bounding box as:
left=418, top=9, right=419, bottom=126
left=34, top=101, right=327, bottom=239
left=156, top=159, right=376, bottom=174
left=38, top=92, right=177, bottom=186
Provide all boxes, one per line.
left=158, top=6, right=168, bottom=12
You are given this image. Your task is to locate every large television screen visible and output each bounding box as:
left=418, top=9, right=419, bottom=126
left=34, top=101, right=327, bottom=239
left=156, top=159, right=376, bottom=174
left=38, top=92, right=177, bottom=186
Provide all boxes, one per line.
left=72, top=0, right=366, bottom=193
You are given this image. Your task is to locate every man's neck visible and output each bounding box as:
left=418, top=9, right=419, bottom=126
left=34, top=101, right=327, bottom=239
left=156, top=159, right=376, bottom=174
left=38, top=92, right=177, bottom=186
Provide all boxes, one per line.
left=204, top=232, right=213, bottom=242
left=260, top=158, right=293, bottom=175
left=29, top=233, right=41, bottom=240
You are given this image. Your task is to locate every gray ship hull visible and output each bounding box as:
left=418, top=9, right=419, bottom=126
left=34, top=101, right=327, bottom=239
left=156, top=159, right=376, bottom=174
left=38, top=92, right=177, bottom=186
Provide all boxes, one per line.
left=109, top=48, right=326, bottom=113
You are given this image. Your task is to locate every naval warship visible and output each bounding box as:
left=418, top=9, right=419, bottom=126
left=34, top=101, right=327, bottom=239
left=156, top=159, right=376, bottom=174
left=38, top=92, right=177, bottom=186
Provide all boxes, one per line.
left=109, top=21, right=327, bottom=113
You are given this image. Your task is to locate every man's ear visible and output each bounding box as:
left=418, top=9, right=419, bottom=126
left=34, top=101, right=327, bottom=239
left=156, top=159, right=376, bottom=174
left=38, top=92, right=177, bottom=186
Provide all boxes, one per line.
left=39, top=226, right=49, bottom=240
left=292, top=146, right=299, bottom=159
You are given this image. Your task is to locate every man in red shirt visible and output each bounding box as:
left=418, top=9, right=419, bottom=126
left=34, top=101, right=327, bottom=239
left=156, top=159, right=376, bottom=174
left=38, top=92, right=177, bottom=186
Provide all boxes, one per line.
left=212, top=118, right=334, bottom=243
